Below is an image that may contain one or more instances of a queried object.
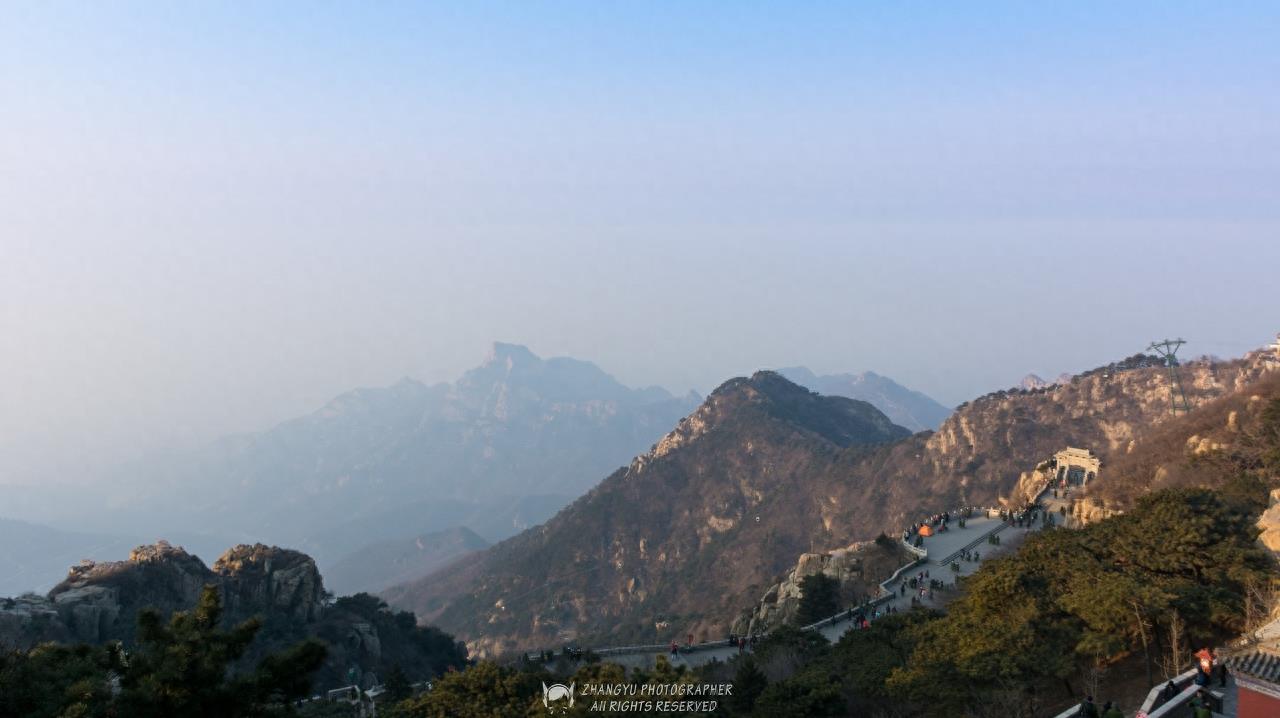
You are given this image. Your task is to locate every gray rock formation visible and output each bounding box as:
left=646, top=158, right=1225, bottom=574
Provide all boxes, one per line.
left=214, top=543, right=326, bottom=623
left=1, top=540, right=326, bottom=647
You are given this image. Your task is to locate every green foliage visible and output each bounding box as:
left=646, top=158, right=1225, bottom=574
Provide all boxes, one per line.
left=389, top=662, right=543, bottom=718
left=320, top=592, right=468, bottom=684
left=751, top=669, right=844, bottom=717
left=1261, top=397, right=1280, bottom=471
left=0, top=585, right=327, bottom=718
left=891, top=489, right=1272, bottom=712
left=1218, top=471, right=1271, bottom=514
left=756, top=488, right=1274, bottom=716
left=384, top=663, right=412, bottom=703
left=117, top=585, right=327, bottom=718
left=795, top=574, right=840, bottom=626
left=754, top=625, right=830, bottom=668
left=0, top=642, right=122, bottom=718
left=727, top=657, right=768, bottom=715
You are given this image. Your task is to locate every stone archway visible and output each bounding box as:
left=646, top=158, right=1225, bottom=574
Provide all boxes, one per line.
left=1053, top=447, right=1101, bottom=487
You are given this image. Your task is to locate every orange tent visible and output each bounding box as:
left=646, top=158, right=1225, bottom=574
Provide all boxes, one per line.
left=918, top=525, right=934, bottom=537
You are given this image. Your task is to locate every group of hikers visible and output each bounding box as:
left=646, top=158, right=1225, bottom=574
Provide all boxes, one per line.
left=902, top=506, right=993, bottom=547
left=904, top=508, right=970, bottom=540
left=999, top=506, right=1040, bottom=527
left=722, top=633, right=759, bottom=654
left=841, top=602, right=899, bottom=630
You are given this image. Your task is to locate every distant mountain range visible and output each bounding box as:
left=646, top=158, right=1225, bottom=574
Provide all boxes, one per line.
left=776, top=367, right=952, bottom=431
left=6, top=343, right=701, bottom=594
left=1, top=343, right=955, bottom=597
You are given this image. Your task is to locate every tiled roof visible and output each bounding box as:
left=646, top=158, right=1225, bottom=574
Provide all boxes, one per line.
left=1227, top=650, right=1280, bottom=684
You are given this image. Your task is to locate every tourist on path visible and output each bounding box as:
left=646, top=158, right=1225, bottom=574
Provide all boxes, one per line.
left=1079, top=695, right=1099, bottom=718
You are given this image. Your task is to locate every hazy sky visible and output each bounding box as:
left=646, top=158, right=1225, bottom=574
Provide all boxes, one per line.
left=3, top=3, right=1279, bottom=484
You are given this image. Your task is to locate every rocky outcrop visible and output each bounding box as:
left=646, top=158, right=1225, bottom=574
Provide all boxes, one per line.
left=214, top=543, right=326, bottom=623
left=0, top=541, right=469, bottom=689
left=1069, top=497, right=1121, bottom=526
left=1258, top=489, right=1280, bottom=554
left=734, top=542, right=870, bottom=636
left=41, top=541, right=213, bottom=644
left=1, top=541, right=324, bottom=646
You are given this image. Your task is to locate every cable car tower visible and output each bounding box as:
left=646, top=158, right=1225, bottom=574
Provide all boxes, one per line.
left=1147, top=338, right=1192, bottom=415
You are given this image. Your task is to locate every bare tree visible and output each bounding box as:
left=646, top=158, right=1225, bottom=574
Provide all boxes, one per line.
left=1157, top=609, right=1189, bottom=680
left=1241, top=576, right=1279, bottom=646
left=1082, top=662, right=1107, bottom=706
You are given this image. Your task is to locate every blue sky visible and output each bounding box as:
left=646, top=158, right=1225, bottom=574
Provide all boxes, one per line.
left=2, top=3, right=1278, bottom=481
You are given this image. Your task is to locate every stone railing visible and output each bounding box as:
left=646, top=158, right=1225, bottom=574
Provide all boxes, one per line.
left=1047, top=666, right=1213, bottom=718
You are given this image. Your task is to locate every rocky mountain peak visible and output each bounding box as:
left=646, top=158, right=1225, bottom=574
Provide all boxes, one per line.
left=1020, top=373, right=1051, bottom=390
left=639, top=371, right=908, bottom=469
left=484, top=341, right=540, bottom=370
left=127, top=539, right=194, bottom=564
left=16, top=541, right=329, bottom=645
left=214, top=544, right=326, bottom=623
left=212, top=543, right=317, bottom=578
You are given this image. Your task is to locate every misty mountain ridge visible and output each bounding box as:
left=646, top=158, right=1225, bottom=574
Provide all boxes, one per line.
left=14, top=343, right=699, bottom=591
left=3, top=343, right=953, bottom=598
left=325, top=526, right=490, bottom=596
left=776, top=365, right=952, bottom=431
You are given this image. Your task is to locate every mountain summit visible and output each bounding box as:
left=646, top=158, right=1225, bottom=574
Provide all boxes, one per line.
left=384, top=371, right=910, bottom=656
left=48, top=344, right=700, bottom=594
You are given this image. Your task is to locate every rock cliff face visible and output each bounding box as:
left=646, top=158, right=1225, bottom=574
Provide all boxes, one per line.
left=1259, top=489, right=1280, bottom=554
left=0, top=540, right=468, bottom=688
left=213, top=543, right=327, bottom=623
left=1086, top=351, right=1280, bottom=510
left=918, top=352, right=1273, bottom=512
left=733, top=539, right=910, bottom=635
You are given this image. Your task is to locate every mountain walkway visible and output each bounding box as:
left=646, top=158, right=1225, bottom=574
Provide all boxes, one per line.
left=582, top=505, right=1038, bottom=670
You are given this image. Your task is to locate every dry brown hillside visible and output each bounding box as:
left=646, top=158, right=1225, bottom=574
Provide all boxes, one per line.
left=384, top=352, right=1278, bottom=657
left=1088, top=359, right=1280, bottom=510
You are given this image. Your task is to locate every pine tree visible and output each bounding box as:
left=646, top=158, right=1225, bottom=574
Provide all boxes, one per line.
left=795, top=574, right=840, bottom=626
left=116, top=584, right=326, bottom=718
